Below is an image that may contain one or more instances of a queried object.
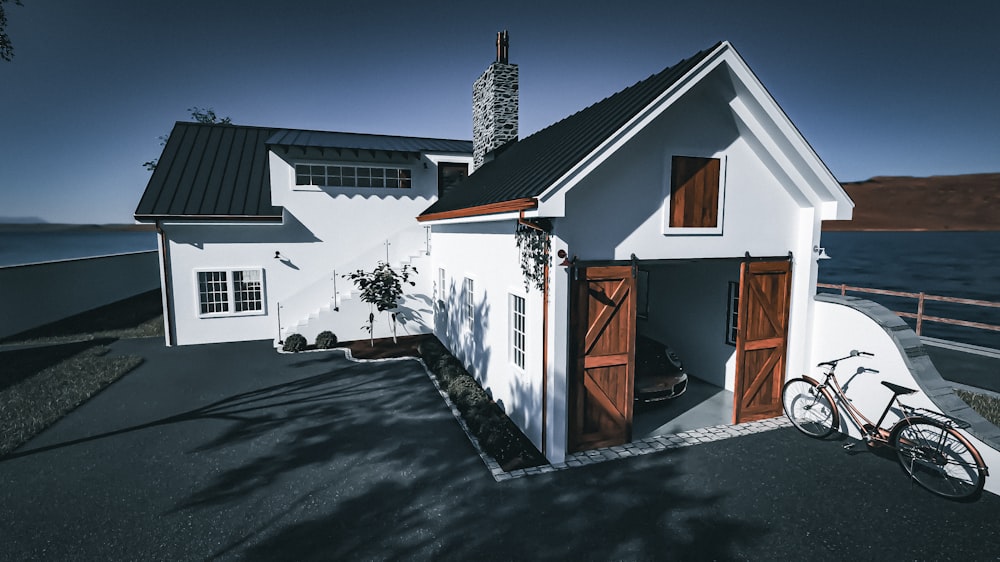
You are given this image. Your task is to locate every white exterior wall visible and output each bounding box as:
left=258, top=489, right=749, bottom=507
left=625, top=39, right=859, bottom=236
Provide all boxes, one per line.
left=431, top=221, right=546, bottom=452
left=164, top=151, right=471, bottom=346
left=550, top=87, right=824, bottom=399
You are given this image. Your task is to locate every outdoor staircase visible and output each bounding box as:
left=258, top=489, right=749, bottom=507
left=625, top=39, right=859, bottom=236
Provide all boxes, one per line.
left=275, top=226, right=433, bottom=347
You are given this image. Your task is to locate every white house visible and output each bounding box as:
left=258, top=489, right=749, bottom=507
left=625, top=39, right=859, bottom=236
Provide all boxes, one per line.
left=418, top=40, right=856, bottom=462
left=135, top=126, right=473, bottom=347
left=138, top=38, right=1000, bottom=489
left=135, top=38, right=853, bottom=461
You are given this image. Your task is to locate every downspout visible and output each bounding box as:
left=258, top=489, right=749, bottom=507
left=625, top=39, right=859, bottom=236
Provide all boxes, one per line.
left=156, top=222, right=176, bottom=346
left=518, top=212, right=548, bottom=454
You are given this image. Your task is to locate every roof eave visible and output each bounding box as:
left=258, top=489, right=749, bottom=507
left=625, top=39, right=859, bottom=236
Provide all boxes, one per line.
left=133, top=213, right=284, bottom=224
left=417, top=198, right=538, bottom=223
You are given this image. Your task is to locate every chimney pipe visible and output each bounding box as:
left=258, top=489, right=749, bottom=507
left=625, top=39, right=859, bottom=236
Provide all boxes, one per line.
left=496, top=30, right=509, bottom=64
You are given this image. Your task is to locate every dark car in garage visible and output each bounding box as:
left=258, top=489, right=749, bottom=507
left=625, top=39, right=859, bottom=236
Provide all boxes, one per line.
left=634, top=335, right=688, bottom=403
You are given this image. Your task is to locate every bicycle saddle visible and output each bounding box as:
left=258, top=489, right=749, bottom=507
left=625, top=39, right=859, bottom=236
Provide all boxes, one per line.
left=881, top=381, right=917, bottom=395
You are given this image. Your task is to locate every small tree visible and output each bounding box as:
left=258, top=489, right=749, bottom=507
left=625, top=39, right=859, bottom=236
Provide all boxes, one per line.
left=0, top=0, right=23, bottom=63
left=344, top=262, right=417, bottom=346
left=143, top=106, right=233, bottom=171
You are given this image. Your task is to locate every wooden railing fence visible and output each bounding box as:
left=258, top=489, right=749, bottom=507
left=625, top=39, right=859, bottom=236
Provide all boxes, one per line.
left=817, top=283, right=1000, bottom=336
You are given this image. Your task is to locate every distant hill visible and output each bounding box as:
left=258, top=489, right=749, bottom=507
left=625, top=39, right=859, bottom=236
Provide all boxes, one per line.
left=0, top=216, right=48, bottom=224
left=823, top=173, right=1000, bottom=231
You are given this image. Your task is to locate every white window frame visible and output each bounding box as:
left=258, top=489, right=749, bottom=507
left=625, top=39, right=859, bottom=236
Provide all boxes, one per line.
left=195, top=268, right=266, bottom=318
left=293, top=162, right=412, bottom=190
left=662, top=153, right=727, bottom=236
left=726, top=280, right=739, bottom=345
left=463, top=276, right=475, bottom=330
left=437, top=267, right=446, bottom=310
left=509, top=292, right=527, bottom=371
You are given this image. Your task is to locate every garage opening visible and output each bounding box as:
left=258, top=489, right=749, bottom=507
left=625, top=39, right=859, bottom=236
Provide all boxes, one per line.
left=566, top=256, right=792, bottom=453
left=631, top=258, right=742, bottom=438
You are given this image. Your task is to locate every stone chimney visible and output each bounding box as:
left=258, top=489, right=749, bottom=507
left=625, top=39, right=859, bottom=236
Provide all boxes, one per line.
left=472, top=30, right=518, bottom=170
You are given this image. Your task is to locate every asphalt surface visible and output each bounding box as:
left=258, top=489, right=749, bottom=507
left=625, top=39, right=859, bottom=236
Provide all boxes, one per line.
left=2, top=338, right=999, bottom=561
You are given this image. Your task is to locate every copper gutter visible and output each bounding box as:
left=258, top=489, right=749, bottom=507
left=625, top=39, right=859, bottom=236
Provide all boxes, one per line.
left=417, top=198, right=537, bottom=223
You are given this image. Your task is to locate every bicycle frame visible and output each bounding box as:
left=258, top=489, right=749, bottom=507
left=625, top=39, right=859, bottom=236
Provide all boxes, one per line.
left=807, top=368, right=900, bottom=445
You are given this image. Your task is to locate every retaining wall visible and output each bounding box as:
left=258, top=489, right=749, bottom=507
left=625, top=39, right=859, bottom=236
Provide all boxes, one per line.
left=0, top=251, right=160, bottom=340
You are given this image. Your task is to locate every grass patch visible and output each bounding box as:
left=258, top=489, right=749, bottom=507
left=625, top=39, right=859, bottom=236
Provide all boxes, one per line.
left=955, top=389, right=1000, bottom=427
left=0, top=290, right=162, bottom=456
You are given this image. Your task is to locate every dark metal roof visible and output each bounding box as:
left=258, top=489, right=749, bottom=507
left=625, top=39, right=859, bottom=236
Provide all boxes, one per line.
left=266, top=129, right=472, bottom=154
left=419, top=42, right=722, bottom=218
left=135, top=123, right=282, bottom=221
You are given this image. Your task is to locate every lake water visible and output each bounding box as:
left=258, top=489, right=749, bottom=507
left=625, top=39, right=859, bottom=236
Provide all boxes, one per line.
left=0, top=228, right=995, bottom=347
left=0, top=229, right=157, bottom=267
left=818, top=231, right=1000, bottom=349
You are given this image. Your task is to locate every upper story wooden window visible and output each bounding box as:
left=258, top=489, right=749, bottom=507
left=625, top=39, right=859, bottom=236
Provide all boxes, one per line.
left=438, top=162, right=469, bottom=198
left=669, top=156, right=721, bottom=228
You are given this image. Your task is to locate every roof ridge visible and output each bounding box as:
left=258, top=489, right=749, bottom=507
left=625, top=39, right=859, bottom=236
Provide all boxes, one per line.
left=268, top=126, right=471, bottom=144
left=420, top=42, right=724, bottom=217
left=515, top=46, right=716, bottom=145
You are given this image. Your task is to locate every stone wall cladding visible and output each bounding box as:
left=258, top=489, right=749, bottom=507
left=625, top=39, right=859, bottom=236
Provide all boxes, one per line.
left=473, top=62, right=519, bottom=169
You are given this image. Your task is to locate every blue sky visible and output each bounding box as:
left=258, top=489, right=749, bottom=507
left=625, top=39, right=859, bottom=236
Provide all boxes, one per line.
left=1, top=0, right=997, bottom=224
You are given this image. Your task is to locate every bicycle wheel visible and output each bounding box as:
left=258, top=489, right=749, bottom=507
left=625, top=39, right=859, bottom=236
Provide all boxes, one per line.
left=782, top=378, right=838, bottom=438
left=892, top=418, right=986, bottom=500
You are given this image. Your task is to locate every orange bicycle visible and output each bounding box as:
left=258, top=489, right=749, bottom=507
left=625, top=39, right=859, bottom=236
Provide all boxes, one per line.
left=782, top=350, right=988, bottom=500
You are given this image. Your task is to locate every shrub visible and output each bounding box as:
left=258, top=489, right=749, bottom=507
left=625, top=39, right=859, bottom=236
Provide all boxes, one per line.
left=315, top=331, right=338, bottom=349
left=282, top=333, right=307, bottom=353
left=481, top=418, right=522, bottom=463
left=417, top=336, right=546, bottom=470
left=448, top=375, right=490, bottom=414
left=465, top=400, right=502, bottom=434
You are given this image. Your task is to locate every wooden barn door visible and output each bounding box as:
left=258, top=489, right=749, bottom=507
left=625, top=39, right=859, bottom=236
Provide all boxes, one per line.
left=733, top=258, right=792, bottom=423
left=568, top=265, right=637, bottom=453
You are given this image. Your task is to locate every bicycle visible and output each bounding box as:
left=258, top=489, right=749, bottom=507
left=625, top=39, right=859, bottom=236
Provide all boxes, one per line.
left=782, top=350, right=989, bottom=500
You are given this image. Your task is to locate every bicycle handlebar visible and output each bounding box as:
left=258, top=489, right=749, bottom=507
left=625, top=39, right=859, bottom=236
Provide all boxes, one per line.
left=817, top=350, right=874, bottom=368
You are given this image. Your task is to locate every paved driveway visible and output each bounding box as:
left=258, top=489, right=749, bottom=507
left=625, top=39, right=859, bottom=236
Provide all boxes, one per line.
left=2, top=338, right=998, bottom=560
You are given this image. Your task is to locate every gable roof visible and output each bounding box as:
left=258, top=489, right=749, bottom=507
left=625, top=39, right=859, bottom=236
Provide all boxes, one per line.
left=135, top=122, right=282, bottom=221
left=417, top=43, right=722, bottom=221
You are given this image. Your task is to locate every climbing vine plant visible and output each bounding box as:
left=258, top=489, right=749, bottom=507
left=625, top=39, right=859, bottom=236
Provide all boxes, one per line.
left=515, top=221, right=550, bottom=292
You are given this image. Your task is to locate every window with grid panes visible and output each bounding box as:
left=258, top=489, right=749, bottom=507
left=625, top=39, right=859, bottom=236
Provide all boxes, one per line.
left=510, top=294, right=526, bottom=369
left=294, top=164, right=411, bottom=188
left=464, top=277, right=475, bottom=329
left=197, top=269, right=264, bottom=317
left=726, top=281, right=739, bottom=345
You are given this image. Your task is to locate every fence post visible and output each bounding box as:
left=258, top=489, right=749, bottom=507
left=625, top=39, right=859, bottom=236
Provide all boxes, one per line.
left=840, top=283, right=847, bottom=296
left=916, top=292, right=925, bottom=335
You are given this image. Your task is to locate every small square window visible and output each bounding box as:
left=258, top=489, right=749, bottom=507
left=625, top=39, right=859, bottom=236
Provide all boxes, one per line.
left=669, top=156, right=721, bottom=228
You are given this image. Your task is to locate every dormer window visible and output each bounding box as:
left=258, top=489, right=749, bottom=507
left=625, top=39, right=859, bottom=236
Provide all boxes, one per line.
left=295, top=164, right=412, bottom=188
